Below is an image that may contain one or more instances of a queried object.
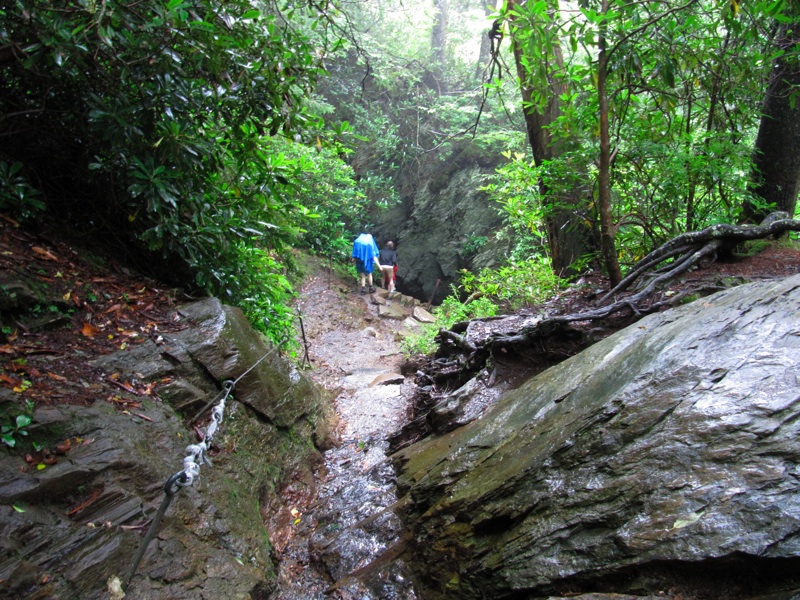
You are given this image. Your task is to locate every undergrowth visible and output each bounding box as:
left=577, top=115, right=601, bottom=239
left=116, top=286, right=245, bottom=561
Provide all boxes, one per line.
left=401, top=255, right=565, bottom=357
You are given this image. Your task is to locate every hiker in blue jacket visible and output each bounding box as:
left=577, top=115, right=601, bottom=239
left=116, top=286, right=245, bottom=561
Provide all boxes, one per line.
left=352, top=232, right=380, bottom=294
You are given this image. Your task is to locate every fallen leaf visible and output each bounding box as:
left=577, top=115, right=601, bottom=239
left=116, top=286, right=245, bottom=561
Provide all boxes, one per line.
left=81, top=322, right=100, bottom=338
left=66, top=487, right=103, bottom=516
left=0, top=374, right=18, bottom=386
left=32, top=246, right=58, bottom=261
left=46, top=372, right=68, bottom=382
left=13, top=380, right=31, bottom=393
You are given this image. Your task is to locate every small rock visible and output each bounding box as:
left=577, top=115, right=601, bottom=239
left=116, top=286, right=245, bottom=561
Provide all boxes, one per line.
left=378, top=304, right=407, bottom=320
left=412, top=306, right=435, bottom=323
left=369, top=373, right=404, bottom=387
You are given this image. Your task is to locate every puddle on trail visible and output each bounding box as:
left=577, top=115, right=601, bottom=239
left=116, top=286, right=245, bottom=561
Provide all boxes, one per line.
left=270, top=275, right=419, bottom=598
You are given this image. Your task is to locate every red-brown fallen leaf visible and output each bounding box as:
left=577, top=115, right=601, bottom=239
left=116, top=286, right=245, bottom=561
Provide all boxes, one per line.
left=0, top=374, right=18, bottom=386
left=108, top=395, right=141, bottom=409
left=131, top=412, right=153, bottom=422
left=32, top=246, right=58, bottom=261
left=81, top=322, right=100, bottom=338
left=24, top=448, right=53, bottom=465
left=46, top=372, right=68, bottom=382
left=0, top=344, right=58, bottom=356
left=107, top=378, right=138, bottom=394
left=66, top=486, right=103, bottom=517
left=0, top=214, right=20, bottom=227
left=54, top=436, right=83, bottom=454
left=105, top=304, right=125, bottom=313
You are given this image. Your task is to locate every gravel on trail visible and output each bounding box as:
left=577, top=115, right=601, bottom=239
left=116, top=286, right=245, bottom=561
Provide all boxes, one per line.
left=269, top=261, right=420, bottom=599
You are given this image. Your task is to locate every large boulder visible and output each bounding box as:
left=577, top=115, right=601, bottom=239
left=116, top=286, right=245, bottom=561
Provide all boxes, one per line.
left=393, top=275, right=800, bottom=599
left=0, top=298, right=333, bottom=600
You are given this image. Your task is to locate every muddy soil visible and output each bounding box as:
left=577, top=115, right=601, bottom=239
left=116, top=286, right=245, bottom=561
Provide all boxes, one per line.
left=269, top=260, right=420, bottom=599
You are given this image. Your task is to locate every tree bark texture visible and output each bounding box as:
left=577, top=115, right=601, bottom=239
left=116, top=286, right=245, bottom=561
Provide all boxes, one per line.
left=506, top=0, right=594, bottom=275
left=430, top=0, right=448, bottom=93
left=745, top=1, right=800, bottom=221
left=596, top=0, right=622, bottom=286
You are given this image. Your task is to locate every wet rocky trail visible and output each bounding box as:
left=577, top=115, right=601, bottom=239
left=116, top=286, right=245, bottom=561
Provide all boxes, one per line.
left=269, top=260, right=420, bottom=598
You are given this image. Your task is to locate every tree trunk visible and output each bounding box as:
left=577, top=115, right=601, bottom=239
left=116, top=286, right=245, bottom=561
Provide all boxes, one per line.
left=430, top=0, right=448, bottom=93
left=596, top=0, right=622, bottom=286
left=475, top=2, right=493, bottom=82
left=744, top=2, right=800, bottom=222
left=506, top=0, right=594, bottom=275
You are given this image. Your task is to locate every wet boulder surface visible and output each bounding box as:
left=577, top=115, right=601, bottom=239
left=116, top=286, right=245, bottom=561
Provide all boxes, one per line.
left=0, top=298, right=333, bottom=600
left=393, top=275, right=800, bottom=599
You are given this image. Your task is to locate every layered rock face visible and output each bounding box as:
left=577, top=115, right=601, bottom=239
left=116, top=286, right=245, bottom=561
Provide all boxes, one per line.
left=373, top=142, right=508, bottom=304
left=393, top=275, right=800, bottom=599
left=0, top=298, right=333, bottom=599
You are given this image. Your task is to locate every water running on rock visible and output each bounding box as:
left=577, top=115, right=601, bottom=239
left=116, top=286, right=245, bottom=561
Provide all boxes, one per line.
left=269, top=260, right=419, bottom=598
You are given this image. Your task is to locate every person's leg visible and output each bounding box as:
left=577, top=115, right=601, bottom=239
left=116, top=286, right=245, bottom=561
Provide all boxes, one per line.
left=380, top=266, right=390, bottom=289
left=356, top=260, right=367, bottom=293
left=382, top=266, right=394, bottom=291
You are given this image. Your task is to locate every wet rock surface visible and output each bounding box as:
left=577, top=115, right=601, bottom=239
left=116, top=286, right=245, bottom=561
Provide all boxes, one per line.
left=0, top=298, right=332, bottom=599
left=393, top=275, right=800, bottom=599
left=268, top=262, right=421, bottom=599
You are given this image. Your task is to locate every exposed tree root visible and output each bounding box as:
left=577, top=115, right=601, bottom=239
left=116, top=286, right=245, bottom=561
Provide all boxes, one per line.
left=415, top=215, right=800, bottom=402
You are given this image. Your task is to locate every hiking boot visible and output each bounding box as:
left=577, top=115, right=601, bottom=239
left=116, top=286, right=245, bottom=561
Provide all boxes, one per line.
left=360, top=286, right=367, bottom=295
left=369, top=285, right=376, bottom=293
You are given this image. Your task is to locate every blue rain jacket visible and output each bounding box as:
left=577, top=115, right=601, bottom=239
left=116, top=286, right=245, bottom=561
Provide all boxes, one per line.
left=352, top=233, right=379, bottom=273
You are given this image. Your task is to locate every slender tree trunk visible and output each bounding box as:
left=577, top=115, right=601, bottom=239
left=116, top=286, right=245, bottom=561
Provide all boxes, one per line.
left=430, top=0, right=448, bottom=93
left=475, top=2, right=493, bottom=82
left=744, top=1, right=800, bottom=222
left=506, top=0, right=594, bottom=275
left=597, top=0, right=622, bottom=286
